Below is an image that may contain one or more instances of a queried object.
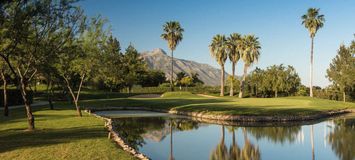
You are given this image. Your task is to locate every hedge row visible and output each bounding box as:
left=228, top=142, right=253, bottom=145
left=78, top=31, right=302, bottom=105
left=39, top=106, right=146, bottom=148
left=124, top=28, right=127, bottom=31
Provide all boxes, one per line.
left=121, top=86, right=221, bottom=94
left=0, top=89, right=33, bottom=106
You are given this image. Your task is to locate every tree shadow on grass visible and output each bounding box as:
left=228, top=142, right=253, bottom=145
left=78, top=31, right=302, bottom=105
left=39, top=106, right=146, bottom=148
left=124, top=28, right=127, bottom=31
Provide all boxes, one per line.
left=0, top=126, right=107, bottom=153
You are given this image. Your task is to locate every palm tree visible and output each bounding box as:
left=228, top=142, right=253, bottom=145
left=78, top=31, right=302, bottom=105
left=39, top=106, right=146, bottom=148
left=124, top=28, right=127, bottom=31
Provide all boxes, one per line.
left=210, top=34, right=228, bottom=96
left=227, top=33, right=242, bottom=96
left=301, top=8, right=325, bottom=97
left=161, top=21, right=184, bottom=92
left=238, top=35, right=261, bottom=98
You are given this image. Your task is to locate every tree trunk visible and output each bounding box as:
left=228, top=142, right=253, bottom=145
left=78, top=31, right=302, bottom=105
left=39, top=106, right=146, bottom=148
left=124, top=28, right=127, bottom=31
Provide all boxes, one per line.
left=343, top=91, right=346, bottom=102
left=1, top=72, right=8, bottom=116
left=63, top=76, right=82, bottom=117
left=230, top=62, right=235, bottom=96
left=275, top=90, right=278, bottom=98
left=47, top=79, right=54, bottom=110
left=220, top=65, right=225, bottom=96
left=310, top=37, right=314, bottom=97
left=239, top=64, right=248, bottom=98
left=20, top=79, right=35, bottom=130
left=170, top=50, right=174, bottom=92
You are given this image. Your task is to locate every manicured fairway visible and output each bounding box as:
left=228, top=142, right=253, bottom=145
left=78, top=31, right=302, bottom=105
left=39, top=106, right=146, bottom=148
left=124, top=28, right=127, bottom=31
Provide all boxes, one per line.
left=83, top=92, right=355, bottom=116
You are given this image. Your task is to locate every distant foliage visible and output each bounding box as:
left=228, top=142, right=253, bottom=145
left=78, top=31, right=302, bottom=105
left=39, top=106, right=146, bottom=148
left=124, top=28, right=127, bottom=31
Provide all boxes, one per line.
left=248, top=65, right=301, bottom=97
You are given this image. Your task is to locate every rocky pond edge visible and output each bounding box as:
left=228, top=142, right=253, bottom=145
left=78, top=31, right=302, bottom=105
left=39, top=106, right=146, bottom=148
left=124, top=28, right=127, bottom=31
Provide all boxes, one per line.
left=84, top=106, right=355, bottom=160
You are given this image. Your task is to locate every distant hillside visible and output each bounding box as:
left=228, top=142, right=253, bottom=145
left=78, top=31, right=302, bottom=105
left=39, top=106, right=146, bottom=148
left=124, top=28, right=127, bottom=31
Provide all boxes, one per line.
left=140, top=48, right=226, bottom=86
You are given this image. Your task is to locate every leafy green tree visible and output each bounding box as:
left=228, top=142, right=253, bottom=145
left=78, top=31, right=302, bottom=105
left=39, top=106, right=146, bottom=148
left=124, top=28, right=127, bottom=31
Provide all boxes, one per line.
left=249, top=67, right=263, bottom=97
left=226, top=75, right=240, bottom=94
left=0, top=0, right=78, bottom=130
left=326, top=44, right=355, bottom=102
left=122, top=44, right=146, bottom=93
left=100, top=35, right=124, bottom=91
left=210, top=34, right=228, bottom=96
left=138, top=70, right=166, bottom=87
left=175, top=71, right=187, bottom=88
left=56, top=16, right=108, bottom=116
left=180, top=76, right=193, bottom=90
left=239, top=35, right=261, bottom=98
left=161, top=21, right=184, bottom=91
left=227, top=33, right=242, bottom=96
left=302, top=8, right=325, bottom=97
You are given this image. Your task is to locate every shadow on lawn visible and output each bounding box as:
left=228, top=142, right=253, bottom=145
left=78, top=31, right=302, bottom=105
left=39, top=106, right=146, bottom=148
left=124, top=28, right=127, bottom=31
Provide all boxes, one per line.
left=0, top=126, right=106, bottom=153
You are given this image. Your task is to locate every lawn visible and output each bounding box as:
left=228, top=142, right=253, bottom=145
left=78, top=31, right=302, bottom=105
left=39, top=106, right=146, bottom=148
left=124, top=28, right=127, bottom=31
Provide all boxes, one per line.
left=83, top=92, right=355, bottom=116
left=0, top=103, right=136, bottom=160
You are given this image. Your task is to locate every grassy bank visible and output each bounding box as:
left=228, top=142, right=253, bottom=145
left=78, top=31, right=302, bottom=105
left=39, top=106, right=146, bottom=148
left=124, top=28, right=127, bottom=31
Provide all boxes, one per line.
left=84, top=92, right=355, bottom=117
left=0, top=104, right=135, bottom=160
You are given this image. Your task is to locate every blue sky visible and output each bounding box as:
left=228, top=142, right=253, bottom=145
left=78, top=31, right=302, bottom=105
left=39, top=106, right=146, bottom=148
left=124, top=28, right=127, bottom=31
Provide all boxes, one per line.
left=80, top=0, right=355, bottom=87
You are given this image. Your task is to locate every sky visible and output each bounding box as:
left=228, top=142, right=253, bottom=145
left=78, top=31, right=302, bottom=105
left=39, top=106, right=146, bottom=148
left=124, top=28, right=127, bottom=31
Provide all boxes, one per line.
left=79, top=0, right=355, bottom=87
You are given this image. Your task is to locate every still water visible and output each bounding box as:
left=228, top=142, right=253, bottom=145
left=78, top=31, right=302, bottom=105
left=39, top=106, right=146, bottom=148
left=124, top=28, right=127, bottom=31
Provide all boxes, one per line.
left=100, top=111, right=355, bottom=160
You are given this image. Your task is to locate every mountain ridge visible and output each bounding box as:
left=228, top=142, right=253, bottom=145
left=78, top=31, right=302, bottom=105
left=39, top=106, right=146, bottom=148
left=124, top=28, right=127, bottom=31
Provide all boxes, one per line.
left=140, top=48, right=226, bottom=86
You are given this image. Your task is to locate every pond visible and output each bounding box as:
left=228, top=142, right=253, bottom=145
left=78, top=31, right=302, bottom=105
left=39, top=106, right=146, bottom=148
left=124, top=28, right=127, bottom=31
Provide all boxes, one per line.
left=97, top=111, right=355, bottom=160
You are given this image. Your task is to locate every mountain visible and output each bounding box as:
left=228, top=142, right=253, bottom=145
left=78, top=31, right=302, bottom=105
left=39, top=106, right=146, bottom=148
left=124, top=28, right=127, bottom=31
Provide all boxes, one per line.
left=140, top=48, right=225, bottom=86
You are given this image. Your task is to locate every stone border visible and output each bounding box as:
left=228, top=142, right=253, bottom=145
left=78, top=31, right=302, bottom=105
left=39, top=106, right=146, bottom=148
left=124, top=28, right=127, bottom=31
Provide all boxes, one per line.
left=85, top=110, right=150, bottom=160
left=86, top=106, right=355, bottom=122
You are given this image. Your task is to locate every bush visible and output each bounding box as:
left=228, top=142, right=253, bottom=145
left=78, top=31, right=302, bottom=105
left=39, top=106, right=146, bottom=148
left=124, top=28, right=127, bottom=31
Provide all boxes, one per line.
left=0, top=89, right=33, bottom=106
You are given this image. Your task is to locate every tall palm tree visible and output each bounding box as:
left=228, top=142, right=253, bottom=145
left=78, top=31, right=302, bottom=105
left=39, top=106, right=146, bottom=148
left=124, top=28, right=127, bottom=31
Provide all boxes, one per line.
left=238, top=35, right=261, bottom=98
left=161, top=21, right=184, bottom=91
left=301, top=8, right=325, bottom=97
left=210, top=34, right=228, bottom=96
left=227, top=33, right=242, bottom=96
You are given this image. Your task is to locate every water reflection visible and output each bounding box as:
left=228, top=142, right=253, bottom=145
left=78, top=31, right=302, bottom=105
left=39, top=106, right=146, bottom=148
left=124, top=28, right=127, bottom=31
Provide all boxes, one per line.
left=327, top=117, right=355, bottom=160
left=111, top=114, right=355, bottom=160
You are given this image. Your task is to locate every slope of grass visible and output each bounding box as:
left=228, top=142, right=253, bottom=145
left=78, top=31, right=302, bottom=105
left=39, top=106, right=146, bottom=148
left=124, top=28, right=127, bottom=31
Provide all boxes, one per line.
left=0, top=104, right=135, bottom=160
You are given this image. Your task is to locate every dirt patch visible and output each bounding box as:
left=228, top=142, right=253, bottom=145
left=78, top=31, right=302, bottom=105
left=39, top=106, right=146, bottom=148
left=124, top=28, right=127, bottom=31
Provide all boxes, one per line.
left=196, top=94, right=219, bottom=98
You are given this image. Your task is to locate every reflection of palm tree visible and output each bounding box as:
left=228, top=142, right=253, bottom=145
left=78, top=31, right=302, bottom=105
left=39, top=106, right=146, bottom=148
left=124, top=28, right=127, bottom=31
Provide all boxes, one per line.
left=310, top=125, right=315, bottom=160
left=241, top=128, right=261, bottom=160
left=228, top=127, right=241, bottom=159
left=169, top=119, right=174, bottom=160
left=210, top=126, right=229, bottom=160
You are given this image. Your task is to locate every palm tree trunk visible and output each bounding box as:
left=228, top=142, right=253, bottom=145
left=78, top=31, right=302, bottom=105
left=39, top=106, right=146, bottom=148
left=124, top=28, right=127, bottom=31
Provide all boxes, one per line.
left=342, top=91, right=346, bottom=102
left=310, top=37, right=314, bottom=97
left=239, top=64, right=248, bottom=98
left=230, top=62, right=235, bottom=96
left=220, top=65, right=225, bottom=96
left=170, top=50, right=174, bottom=92
left=275, top=90, right=278, bottom=98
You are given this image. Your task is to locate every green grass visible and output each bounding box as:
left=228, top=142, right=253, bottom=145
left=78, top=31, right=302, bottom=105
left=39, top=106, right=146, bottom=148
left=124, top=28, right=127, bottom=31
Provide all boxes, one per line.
left=83, top=92, right=355, bottom=116
left=0, top=104, right=136, bottom=160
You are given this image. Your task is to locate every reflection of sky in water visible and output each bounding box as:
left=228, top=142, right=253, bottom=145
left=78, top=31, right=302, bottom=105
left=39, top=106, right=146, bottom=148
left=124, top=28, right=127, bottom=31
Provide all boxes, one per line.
left=111, top=113, right=354, bottom=160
